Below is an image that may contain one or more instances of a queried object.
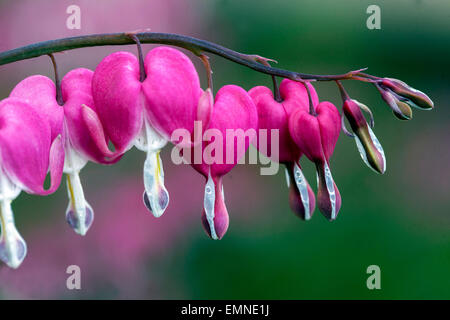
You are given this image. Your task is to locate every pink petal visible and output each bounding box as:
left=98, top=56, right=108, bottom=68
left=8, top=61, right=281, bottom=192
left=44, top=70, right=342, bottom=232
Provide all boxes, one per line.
left=192, top=85, right=258, bottom=178
left=316, top=102, right=341, bottom=161
left=43, top=135, right=65, bottom=195
left=9, top=75, right=64, bottom=142
left=62, top=68, right=119, bottom=164
left=280, top=79, right=319, bottom=114
left=80, top=105, right=122, bottom=164
left=142, top=46, right=202, bottom=140
left=196, top=88, right=213, bottom=131
left=248, top=86, right=300, bottom=163
left=92, top=52, right=143, bottom=152
left=0, top=98, right=62, bottom=195
left=201, top=176, right=229, bottom=240
left=288, top=109, right=324, bottom=161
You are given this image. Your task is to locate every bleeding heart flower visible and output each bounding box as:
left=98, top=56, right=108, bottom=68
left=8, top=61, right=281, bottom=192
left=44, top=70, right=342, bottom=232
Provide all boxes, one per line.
left=10, top=68, right=117, bottom=236
left=0, top=98, right=64, bottom=268
left=92, top=46, right=207, bottom=218
left=289, top=101, right=342, bottom=221
left=249, top=79, right=317, bottom=220
left=185, top=85, right=258, bottom=240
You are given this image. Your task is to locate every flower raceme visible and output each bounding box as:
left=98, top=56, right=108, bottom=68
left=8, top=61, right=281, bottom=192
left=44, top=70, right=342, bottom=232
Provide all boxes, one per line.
left=0, top=34, right=435, bottom=269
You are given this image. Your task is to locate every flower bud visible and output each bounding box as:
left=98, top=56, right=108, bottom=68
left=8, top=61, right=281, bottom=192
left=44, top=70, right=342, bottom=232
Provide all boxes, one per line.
left=379, top=88, right=413, bottom=121
left=381, top=78, right=434, bottom=110
left=343, top=99, right=386, bottom=174
left=393, top=101, right=413, bottom=121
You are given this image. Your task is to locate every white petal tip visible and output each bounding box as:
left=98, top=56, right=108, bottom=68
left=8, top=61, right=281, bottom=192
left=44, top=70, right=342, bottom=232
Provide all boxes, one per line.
left=0, top=233, right=27, bottom=269
left=143, top=191, right=169, bottom=218
left=65, top=202, right=94, bottom=236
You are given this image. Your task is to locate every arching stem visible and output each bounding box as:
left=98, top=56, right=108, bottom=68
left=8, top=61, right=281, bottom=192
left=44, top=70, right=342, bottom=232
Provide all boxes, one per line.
left=0, top=32, right=373, bottom=83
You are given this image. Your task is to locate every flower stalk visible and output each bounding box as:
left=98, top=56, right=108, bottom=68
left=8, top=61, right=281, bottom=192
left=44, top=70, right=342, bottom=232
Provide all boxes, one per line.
left=0, top=32, right=369, bottom=83
left=48, top=54, right=64, bottom=106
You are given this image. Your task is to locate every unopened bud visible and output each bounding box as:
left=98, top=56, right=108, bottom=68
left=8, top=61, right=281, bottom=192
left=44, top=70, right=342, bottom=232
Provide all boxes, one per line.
left=379, top=89, right=413, bottom=121
left=343, top=99, right=386, bottom=174
left=381, top=78, right=434, bottom=110
left=393, top=100, right=413, bottom=120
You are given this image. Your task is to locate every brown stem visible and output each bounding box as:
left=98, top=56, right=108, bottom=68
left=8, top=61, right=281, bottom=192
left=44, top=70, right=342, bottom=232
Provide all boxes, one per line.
left=198, top=54, right=213, bottom=92
left=304, top=82, right=317, bottom=116
left=128, top=33, right=146, bottom=82
left=48, top=54, right=64, bottom=106
left=0, top=32, right=372, bottom=83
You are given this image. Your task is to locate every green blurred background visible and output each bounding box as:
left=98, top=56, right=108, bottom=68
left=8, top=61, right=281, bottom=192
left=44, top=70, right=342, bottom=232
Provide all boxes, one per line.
left=0, top=0, right=448, bottom=299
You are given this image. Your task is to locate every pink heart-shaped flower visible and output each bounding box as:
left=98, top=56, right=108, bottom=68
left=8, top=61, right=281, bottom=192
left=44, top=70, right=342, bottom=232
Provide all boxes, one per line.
left=186, top=85, right=257, bottom=240
left=289, top=101, right=342, bottom=220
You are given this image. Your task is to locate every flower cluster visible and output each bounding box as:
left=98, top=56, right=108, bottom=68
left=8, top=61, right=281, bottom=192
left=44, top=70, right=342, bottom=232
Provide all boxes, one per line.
left=0, top=36, right=433, bottom=269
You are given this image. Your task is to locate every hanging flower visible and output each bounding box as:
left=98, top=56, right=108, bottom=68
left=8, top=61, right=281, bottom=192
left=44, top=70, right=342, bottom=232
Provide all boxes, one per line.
left=0, top=98, right=64, bottom=268
left=92, top=46, right=206, bottom=218
left=249, top=79, right=317, bottom=220
left=289, top=99, right=342, bottom=221
left=177, top=85, right=258, bottom=239
left=10, top=69, right=118, bottom=236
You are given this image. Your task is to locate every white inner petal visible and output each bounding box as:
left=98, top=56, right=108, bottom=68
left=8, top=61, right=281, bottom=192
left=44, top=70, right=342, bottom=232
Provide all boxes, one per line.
left=63, top=136, right=88, bottom=174
left=65, top=171, right=93, bottom=236
left=143, top=150, right=169, bottom=217
left=137, top=117, right=170, bottom=218
left=294, top=162, right=311, bottom=220
left=323, top=162, right=336, bottom=220
left=134, top=117, right=167, bottom=152
left=284, top=167, right=290, bottom=188
left=0, top=170, right=26, bottom=269
left=203, top=170, right=218, bottom=240
left=63, top=134, right=92, bottom=236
